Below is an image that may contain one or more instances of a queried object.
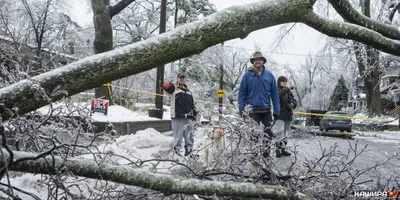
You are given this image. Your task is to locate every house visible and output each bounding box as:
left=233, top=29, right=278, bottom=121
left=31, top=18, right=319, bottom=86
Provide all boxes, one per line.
left=348, top=67, right=400, bottom=113
left=348, top=76, right=367, bottom=112
left=380, top=70, right=400, bottom=108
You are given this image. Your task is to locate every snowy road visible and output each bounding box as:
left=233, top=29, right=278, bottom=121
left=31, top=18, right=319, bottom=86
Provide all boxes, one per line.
left=276, top=130, right=400, bottom=190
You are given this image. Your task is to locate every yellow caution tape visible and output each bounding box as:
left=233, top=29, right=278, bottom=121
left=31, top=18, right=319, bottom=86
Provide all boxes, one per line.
left=293, top=111, right=391, bottom=121
left=102, top=84, right=396, bottom=122
left=101, top=83, right=113, bottom=101
left=110, top=84, right=236, bottom=107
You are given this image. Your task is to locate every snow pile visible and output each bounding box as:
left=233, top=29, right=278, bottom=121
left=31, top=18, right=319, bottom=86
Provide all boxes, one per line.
left=36, top=101, right=91, bottom=117
left=354, top=130, right=400, bottom=142
left=91, top=105, right=159, bottom=122
left=352, top=113, right=398, bottom=126
left=36, top=101, right=173, bottom=122
left=81, top=128, right=174, bottom=164
left=2, top=128, right=178, bottom=199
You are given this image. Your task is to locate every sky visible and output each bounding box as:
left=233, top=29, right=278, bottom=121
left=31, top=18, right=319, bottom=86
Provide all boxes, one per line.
left=68, top=0, right=325, bottom=72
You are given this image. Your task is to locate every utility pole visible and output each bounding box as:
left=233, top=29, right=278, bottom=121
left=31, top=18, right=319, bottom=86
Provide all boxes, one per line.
left=154, top=0, right=167, bottom=119
left=218, top=43, right=224, bottom=120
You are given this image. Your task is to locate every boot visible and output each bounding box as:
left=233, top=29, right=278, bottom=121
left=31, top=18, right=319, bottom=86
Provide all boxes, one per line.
left=174, top=147, right=181, bottom=156
left=281, top=148, right=291, bottom=156
left=276, top=142, right=291, bottom=158
left=264, top=127, right=275, bottom=139
left=262, top=147, right=270, bottom=158
left=184, top=145, right=192, bottom=156
left=276, top=148, right=283, bottom=158
left=276, top=148, right=291, bottom=157
left=262, top=139, right=271, bottom=158
left=282, top=141, right=291, bottom=156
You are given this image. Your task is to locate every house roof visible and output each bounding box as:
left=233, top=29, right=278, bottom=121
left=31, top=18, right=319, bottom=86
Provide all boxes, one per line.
left=380, top=82, right=400, bottom=94
left=381, top=75, right=399, bottom=79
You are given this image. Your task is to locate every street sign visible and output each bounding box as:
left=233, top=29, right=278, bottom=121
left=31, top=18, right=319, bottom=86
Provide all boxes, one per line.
left=217, top=89, right=224, bottom=98
left=91, top=98, right=109, bottom=115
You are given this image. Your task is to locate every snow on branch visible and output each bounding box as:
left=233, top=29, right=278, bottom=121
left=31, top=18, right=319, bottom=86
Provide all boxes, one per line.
left=1, top=150, right=312, bottom=200
left=0, top=0, right=313, bottom=119
left=303, top=11, right=400, bottom=55
left=328, top=0, right=400, bottom=40
left=1, top=0, right=400, bottom=119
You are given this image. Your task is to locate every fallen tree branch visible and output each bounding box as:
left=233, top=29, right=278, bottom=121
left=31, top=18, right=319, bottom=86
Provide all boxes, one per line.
left=1, top=0, right=400, bottom=119
left=327, top=0, right=400, bottom=40
left=302, top=11, right=400, bottom=55
left=1, top=150, right=313, bottom=200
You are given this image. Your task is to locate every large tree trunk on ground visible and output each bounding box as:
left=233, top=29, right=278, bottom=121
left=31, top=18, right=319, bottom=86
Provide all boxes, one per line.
left=1, top=150, right=311, bottom=199
left=1, top=0, right=400, bottom=119
left=91, top=0, right=114, bottom=105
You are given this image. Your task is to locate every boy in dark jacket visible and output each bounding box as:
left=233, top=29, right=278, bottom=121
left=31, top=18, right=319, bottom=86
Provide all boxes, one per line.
left=275, top=76, right=297, bottom=157
left=163, top=72, right=198, bottom=156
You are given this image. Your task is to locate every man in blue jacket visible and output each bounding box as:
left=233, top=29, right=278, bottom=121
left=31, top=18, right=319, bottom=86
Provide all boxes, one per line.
left=238, top=51, right=280, bottom=157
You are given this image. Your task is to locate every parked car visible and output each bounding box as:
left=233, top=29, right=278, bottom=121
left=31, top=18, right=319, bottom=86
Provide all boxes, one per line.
left=306, top=109, right=327, bottom=126
left=319, top=111, right=352, bottom=132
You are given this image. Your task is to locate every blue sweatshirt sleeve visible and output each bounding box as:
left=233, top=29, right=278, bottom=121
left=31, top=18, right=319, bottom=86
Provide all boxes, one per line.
left=238, top=73, right=247, bottom=114
left=270, top=74, right=280, bottom=115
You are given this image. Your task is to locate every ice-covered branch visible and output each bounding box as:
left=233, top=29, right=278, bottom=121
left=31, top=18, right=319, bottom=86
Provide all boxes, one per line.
left=328, top=0, right=400, bottom=40
left=0, top=0, right=313, bottom=119
left=2, top=0, right=400, bottom=119
left=109, top=0, right=137, bottom=18
left=1, top=150, right=312, bottom=200
left=302, top=11, right=400, bottom=55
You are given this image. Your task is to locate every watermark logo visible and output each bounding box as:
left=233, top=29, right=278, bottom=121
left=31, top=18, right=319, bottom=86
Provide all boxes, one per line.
left=353, top=188, right=399, bottom=198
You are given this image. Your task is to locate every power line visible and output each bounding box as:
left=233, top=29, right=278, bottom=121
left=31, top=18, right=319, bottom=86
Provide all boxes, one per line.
left=222, top=45, right=343, bottom=58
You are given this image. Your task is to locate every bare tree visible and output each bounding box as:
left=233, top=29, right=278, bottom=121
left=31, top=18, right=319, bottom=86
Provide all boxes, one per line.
left=0, top=0, right=77, bottom=86
left=284, top=54, right=326, bottom=109
left=0, top=1, right=399, bottom=197
left=2, top=0, right=400, bottom=118
left=91, top=0, right=138, bottom=105
left=3, top=0, right=400, bottom=199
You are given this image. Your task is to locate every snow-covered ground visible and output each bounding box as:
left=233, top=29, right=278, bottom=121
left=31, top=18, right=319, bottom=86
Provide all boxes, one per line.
left=352, top=113, right=398, bottom=125
left=36, top=101, right=213, bottom=123
left=4, top=122, right=400, bottom=199
left=1, top=124, right=213, bottom=199
left=6, top=104, right=399, bottom=199
left=353, top=130, right=400, bottom=142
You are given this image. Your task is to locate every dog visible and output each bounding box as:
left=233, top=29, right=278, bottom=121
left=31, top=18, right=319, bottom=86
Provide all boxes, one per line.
left=203, top=128, right=225, bottom=170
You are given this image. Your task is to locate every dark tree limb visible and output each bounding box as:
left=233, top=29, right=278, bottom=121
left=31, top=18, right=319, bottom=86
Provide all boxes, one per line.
left=1, top=0, right=400, bottom=119
left=328, top=0, right=400, bottom=40
left=303, top=11, right=400, bottom=55
left=389, top=3, right=400, bottom=22
left=109, top=0, right=137, bottom=19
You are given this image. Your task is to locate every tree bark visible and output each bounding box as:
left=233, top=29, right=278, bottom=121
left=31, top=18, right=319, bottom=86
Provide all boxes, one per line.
left=155, top=0, right=167, bottom=114
left=91, top=0, right=114, bottom=105
left=328, top=0, right=400, bottom=40
left=356, top=0, right=382, bottom=116
left=1, top=0, right=400, bottom=119
left=2, top=150, right=312, bottom=200
left=109, top=0, right=137, bottom=19
left=364, top=47, right=382, bottom=116
left=302, top=11, right=400, bottom=55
